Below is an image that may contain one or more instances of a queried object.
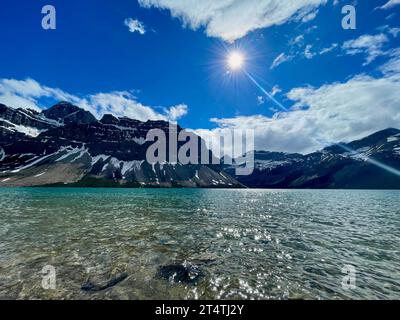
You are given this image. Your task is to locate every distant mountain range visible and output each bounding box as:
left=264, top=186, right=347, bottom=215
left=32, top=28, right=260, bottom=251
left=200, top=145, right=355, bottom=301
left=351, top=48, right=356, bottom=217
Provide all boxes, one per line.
left=0, top=102, right=399, bottom=189
left=225, top=128, right=400, bottom=189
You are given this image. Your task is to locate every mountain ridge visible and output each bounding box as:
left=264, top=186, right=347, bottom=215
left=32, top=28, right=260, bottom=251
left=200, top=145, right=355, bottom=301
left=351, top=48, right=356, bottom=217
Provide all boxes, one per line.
left=0, top=102, right=242, bottom=188
left=226, top=128, right=400, bottom=189
left=1, top=102, right=399, bottom=189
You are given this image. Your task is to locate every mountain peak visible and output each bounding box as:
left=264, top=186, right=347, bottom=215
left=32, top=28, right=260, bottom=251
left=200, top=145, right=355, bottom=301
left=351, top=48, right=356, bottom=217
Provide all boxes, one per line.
left=100, top=114, right=120, bottom=125
left=346, top=128, right=400, bottom=150
left=42, top=102, right=97, bottom=125
left=377, top=128, right=400, bottom=135
left=56, top=101, right=75, bottom=106
left=45, top=101, right=81, bottom=114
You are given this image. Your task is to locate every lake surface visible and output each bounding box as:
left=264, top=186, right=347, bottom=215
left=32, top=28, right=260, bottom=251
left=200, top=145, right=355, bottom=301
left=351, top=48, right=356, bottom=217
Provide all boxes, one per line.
left=0, top=188, right=399, bottom=300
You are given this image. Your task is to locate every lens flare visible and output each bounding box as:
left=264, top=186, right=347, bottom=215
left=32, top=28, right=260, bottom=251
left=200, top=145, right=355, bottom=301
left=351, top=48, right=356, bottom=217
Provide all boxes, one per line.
left=227, top=52, right=244, bottom=70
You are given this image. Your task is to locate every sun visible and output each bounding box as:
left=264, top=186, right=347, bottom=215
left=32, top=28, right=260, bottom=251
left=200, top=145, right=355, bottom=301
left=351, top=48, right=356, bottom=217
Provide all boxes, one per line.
left=227, top=51, right=244, bottom=71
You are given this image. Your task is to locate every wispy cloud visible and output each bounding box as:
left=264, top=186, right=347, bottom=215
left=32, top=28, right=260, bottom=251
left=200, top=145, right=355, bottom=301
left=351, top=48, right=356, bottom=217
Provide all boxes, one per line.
left=138, top=0, right=327, bottom=42
left=271, top=42, right=338, bottom=69
left=378, top=25, right=400, bottom=38
left=271, top=23, right=397, bottom=69
left=270, top=53, right=294, bottom=69
left=164, top=104, right=188, bottom=121
left=319, top=43, right=338, bottom=55
left=379, top=0, right=400, bottom=10
left=342, top=33, right=389, bottom=65
left=304, top=45, right=315, bottom=59
left=124, top=18, right=146, bottom=35
left=389, top=27, right=400, bottom=37
left=379, top=48, right=400, bottom=76
left=256, top=84, right=283, bottom=106
left=289, top=35, right=305, bottom=46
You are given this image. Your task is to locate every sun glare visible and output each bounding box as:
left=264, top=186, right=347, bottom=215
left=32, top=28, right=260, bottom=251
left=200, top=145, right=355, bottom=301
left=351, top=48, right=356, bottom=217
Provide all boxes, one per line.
left=227, top=51, right=244, bottom=71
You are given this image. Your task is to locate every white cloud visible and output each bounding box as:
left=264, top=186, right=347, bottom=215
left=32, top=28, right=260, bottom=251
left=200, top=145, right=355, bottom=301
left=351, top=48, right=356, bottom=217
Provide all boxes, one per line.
left=257, top=96, right=266, bottom=105
left=289, top=35, right=304, bottom=46
left=389, top=27, right=400, bottom=37
left=379, top=48, right=400, bottom=76
left=377, top=24, right=400, bottom=38
left=164, top=104, right=188, bottom=121
left=139, top=0, right=327, bottom=42
left=270, top=53, right=294, bottom=69
left=271, top=41, right=338, bottom=69
left=0, top=78, right=187, bottom=122
left=256, top=86, right=282, bottom=105
left=88, top=91, right=168, bottom=121
left=342, top=33, right=389, bottom=65
left=124, top=18, right=146, bottom=35
left=380, top=0, right=400, bottom=10
left=319, top=43, right=338, bottom=55
left=304, top=45, right=315, bottom=59
left=271, top=85, right=282, bottom=96
left=301, top=10, right=318, bottom=23
left=0, top=78, right=82, bottom=111
left=195, top=66, right=400, bottom=154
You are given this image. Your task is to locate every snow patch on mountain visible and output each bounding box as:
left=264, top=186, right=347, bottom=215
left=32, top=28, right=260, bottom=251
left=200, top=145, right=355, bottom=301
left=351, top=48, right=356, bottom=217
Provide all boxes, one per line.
left=109, top=157, right=121, bottom=168
left=342, top=146, right=390, bottom=162
left=90, top=154, right=110, bottom=166
left=37, top=114, right=64, bottom=127
left=121, top=160, right=144, bottom=175
left=34, top=172, right=46, bottom=177
left=19, top=110, right=63, bottom=127
left=0, top=118, right=45, bottom=137
left=255, top=159, right=292, bottom=170
left=55, top=146, right=87, bottom=162
left=388, top=135, right=400, bottom=143
left=11, top=151, right=60, bottom=173
left=133, top=137, right=146, bottom=145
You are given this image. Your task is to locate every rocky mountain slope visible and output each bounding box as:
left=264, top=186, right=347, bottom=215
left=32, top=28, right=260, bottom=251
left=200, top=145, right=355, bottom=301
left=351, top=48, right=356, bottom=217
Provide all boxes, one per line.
left=1, top=102, right=399, bottom=189
left=0, top=102, right=241, bottom=188
left=226, top=128, right=400, bottom=189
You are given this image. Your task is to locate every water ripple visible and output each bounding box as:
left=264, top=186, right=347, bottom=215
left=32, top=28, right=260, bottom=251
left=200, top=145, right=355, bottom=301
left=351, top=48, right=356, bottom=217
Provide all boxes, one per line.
left=0, top=188, right=399, bottom=300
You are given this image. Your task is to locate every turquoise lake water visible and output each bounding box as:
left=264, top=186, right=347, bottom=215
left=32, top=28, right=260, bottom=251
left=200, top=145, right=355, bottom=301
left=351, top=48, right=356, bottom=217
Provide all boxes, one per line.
left=0, top=188, right=399, bottom=299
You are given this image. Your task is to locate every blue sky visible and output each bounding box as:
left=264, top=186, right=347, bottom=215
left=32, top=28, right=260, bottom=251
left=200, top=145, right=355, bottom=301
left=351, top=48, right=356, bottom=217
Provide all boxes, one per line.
left=0, top=0, right=399, bottom=153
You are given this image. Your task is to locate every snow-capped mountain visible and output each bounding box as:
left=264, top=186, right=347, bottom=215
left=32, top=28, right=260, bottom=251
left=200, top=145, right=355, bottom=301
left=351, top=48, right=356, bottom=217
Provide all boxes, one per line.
left=0, top=103, right=60, bottom=139
left=0, top=102, right=241, bottom=188
left=226, top=128, right=400, bottom=189
left=1, top=102, right=399, bottom=189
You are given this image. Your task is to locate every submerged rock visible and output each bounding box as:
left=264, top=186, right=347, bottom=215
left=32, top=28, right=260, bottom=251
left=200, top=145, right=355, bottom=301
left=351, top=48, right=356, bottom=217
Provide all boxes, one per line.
left=81, top=272, right=128, bottom=292
left=189, top=253, right=219, bottom=265
left=156, top=261, right=203, bottom=284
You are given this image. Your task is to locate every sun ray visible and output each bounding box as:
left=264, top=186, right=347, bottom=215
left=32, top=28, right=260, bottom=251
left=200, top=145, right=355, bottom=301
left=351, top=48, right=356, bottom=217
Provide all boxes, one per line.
left=244, top=70, right=288, bottom=112
left=227, top=52, right=244, bottom=71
